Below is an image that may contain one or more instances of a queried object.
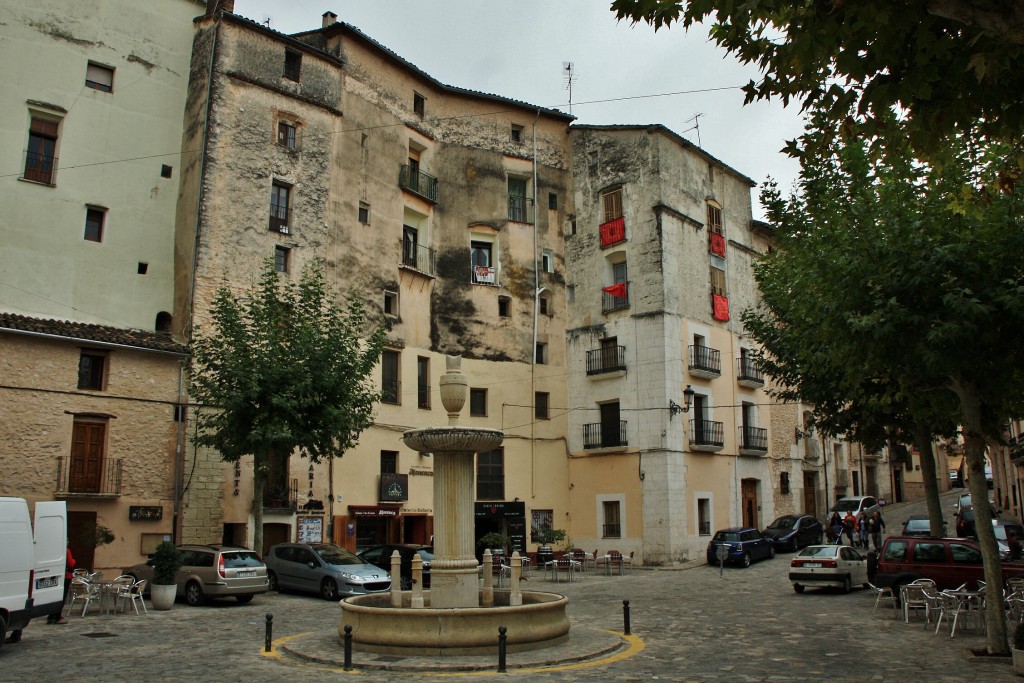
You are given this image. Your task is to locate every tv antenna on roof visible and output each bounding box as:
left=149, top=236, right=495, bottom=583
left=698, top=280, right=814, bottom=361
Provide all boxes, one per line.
left=262, top=16, right=272, bottom=27
left=563, top=62, right=575, bottom=115
left=683, top=113, right=704, bottom=148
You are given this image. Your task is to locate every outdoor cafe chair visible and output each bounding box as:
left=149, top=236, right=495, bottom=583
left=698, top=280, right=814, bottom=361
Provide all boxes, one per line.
left=866, top=581, right=897, bottom=617
left=68, top=578, right=101, bottom=617
left=116, top=579, right=148, bottom=615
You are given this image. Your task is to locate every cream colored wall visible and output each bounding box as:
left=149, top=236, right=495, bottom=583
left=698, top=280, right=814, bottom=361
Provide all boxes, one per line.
left=0, top=331, right=184, bottom=572
left=2, top=0, right=198, bottom=330
left=567, top=451, right=643, bottom=556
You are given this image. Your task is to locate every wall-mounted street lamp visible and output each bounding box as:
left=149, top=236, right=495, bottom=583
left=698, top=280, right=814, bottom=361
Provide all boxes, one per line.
left=669, top=385, right=696, bottom=418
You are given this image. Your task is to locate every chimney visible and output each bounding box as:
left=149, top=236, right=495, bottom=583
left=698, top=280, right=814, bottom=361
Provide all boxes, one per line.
left=322, top=11, right=338, bottom=28
left=206, top=0, right=235, bottom=16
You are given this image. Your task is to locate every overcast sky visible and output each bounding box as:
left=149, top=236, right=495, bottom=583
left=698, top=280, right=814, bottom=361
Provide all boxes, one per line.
left=234, top=0, right=807, bottom=218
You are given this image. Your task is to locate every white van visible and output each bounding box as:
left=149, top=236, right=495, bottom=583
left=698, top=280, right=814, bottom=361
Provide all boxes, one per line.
left=0, top=498, right=67, bottom=647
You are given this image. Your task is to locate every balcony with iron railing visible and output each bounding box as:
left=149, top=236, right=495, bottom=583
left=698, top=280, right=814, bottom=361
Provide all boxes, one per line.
left=739, top=426, right=769, bottom=455
left=401, top=241, right=436, bottom=276
left=737, top=357, right=765, bottom=387
left=381, top=378, right=401, bottom=405
left=586, top=345, right=626, bottom=376
left=688, top=344, right=722, bottom=379
left=699, top=521, right=711, bottom=536
left=399, top=164, right=439, bottom=203
left=264, top=478, right=299, bottom=512
left=472, top=265, right=498, bottom=285
left=583, top=421, right=628, bottom=449
left=269, top=204, right=292, bottom=234
left=23, top=150, right=58, bottom=185
left=508, top=195, right=533, bottom=223
left=601, top=282, right=630, bottom=313
left=689, top=419, right=725, bottom=452
left=55, top=456, right=122, bottom=497
left=417, top=383, right=431, bottom=409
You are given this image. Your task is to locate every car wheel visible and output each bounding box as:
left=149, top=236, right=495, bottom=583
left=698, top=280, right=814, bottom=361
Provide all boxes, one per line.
left=842, top=575, right=852, bottom=594
left=268, top=571, right=279, bottom=592
left=236, top=594, right=254, bottom=604
left=863, top=582, right=871, bottom=590
left=320, top=577, right=339, bottom=601
left=0, top=612, right=7, bottom=650
left=793, top=584, right=804, bottom=594
left=185, top=580, right=205, bottom=606
left=741, top=552, right=751, bottom=568
left=768, top=545, right=776, bottom=560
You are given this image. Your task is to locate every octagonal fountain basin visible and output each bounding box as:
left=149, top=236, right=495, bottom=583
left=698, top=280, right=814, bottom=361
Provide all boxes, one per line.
left=339, top=590, right=570, bottom=656
left=402, top=426, right=504, bottom=454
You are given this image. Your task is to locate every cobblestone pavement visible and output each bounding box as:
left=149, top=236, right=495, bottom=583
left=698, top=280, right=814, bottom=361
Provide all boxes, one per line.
left=3, top=489, right=1010, bottom=682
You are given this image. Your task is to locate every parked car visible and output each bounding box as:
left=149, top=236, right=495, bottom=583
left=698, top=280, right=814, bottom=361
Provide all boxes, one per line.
left=829, top=496, right=880, bottom=520
left=123, top=544, right=269, bottom=605
left=763, top=514, right=824, bottom=551
left=265, top=543, right=391, bottom=600
left=900, top=514, right=948, bottom=537
left=705, top=527, right=775, bottom=568
left=953, top=492, right=972, bottom=515
left=872, top=535, right=1024, bottom=592
left=789, top=544, right=869, bottom=593
left=992, top=518, right=1024, bottom=560
left=358, top=544, right=433, bottom=589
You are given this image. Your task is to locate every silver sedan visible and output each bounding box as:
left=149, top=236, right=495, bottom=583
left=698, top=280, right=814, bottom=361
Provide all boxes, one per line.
left=789, top=544, right=869, bottom=594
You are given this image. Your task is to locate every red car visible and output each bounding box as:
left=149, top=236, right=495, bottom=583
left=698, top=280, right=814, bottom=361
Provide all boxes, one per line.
left=872, top=535, right=1024, bottom=591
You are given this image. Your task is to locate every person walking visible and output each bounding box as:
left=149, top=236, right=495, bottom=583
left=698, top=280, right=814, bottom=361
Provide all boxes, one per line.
left=842, top=511, right=857, bottom=547
left=46, top=544, right=75, bottom=625
left=857, top=511, right=869, bottom=549
left=828, top=511, right=843, bottom=545
left=870, top=510, right=886, bottom=551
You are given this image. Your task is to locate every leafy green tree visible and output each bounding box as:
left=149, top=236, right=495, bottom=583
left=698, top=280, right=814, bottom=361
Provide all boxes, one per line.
left=189, top=259, right=386, bottom=554
left=611, top=0, right=1024, bottom=170
left=743, top=113, right=1024, bottom=653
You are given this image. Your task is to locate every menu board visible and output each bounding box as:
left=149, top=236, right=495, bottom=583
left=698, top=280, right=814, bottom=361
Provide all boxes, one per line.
left=296, top=516, right=324, bottom=544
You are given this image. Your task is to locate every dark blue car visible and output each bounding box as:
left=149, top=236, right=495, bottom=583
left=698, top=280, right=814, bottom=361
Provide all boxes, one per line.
left=706, top=527, right=776, bottom=567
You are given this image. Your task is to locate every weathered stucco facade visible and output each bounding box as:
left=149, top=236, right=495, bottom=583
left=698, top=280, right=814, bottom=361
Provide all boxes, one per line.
left=174, top=11, right=574, bottom=554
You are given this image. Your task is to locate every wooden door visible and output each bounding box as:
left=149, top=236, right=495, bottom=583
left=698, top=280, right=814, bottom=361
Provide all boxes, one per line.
left=803, top=471, right=818, bottom=517
left=742, top=479, right=758, bottom=529
left=70, top=421, right=105, bottom=493
left=68, top=511, right=96, bottom=573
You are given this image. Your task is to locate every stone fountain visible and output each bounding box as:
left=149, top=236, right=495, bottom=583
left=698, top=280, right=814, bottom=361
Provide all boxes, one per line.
left=338, top=355, right=570, bottom=655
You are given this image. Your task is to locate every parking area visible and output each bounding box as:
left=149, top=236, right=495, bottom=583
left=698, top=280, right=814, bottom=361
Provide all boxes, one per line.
left=1, top=491, right=1013, bottom=681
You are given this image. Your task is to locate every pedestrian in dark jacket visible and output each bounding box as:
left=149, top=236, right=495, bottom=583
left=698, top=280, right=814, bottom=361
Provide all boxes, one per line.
left=869, top=510, right=886, bottom=551
left=842, top=512, right=857, bottom=546
left=47, top=545, right=74, bottom=624
left=857, top=511, right=869, bottom=549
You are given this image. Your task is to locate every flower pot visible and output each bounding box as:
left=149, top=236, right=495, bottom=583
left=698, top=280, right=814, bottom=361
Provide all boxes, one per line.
left=1012, top=647, right=1024, bottom=676
left=151, top=583, right=177, bottom=610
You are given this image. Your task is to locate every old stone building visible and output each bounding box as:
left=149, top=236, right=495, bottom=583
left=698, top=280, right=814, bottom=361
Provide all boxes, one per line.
left=174, top=7, right=574, bottom=554
left=0, top=0, right=202, bottom=571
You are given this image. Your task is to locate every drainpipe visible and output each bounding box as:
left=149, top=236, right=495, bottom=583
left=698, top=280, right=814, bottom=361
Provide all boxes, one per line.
left=530, top=109, right=540, bottom=498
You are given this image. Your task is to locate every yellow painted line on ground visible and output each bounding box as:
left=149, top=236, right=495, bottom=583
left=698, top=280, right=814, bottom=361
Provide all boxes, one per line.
left=262, top=630, right=644, bottom=677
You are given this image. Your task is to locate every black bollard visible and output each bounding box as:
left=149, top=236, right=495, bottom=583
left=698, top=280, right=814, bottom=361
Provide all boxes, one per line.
left=343, top=624, right=353, bottom=671
left=623, top=599, right=631, bottom=635
left=497, top=625, right=507, bottom=673
left=265, top=613, right=273, bottom=652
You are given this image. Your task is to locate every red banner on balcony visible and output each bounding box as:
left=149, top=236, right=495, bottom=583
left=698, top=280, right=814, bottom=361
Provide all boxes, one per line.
left=709, top=231, right=726, bottom=257
left=603, top=282, right=628, bottom=299
left=712, top=293, right=730, bottom=321
left=599, top=216, right=626, bottom=247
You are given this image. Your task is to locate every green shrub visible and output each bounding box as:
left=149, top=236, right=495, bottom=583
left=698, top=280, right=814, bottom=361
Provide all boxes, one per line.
left=151, top=541, right=182, bottom=585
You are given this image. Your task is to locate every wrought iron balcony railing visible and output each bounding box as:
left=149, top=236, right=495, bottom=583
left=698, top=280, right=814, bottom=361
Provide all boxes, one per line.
left=583, top=421, right=628, bottom=449
left=263, top=478, right=299, bottom=511
left=24, top=150, right=57, bottom=185
left=739, top=426, right=769, bottom=453
left=689, top=419, right=725, bottom=450
left=737, top=358, right=765, bottom=386
left=601, top=282, right=630, bottom=313
left=55, top=456, right=122, bottom=496
left=602, top=523, right=621, bottom=538
left=381, top=379, right=401, bottom=405
left=508, top=195, right=532, bottom=223
left=399, top=164, right=439, bottom=203
left=418, top=383, right=431, bottom=409
left=586, top=345, right=626, bottom=375
left=401, top=241, right=436, bottom=276
left=689, top=344, right=721, bottom=377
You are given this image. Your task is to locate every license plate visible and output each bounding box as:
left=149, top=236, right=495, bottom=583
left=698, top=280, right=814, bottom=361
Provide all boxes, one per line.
left=803, top=562, right=822, bottom=568
left=237, top=570, right=257, bottom=577
left=35, top=576, right=59, bottom=589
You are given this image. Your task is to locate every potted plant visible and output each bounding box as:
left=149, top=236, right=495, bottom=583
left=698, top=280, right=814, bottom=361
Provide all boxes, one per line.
left=149, top=541, right=182, bottom=610
left=534, top=527, right=566, bottom=564
left=478, top=532, right=510, bottom=557
left=1013, top=623, right=1024, bottom=676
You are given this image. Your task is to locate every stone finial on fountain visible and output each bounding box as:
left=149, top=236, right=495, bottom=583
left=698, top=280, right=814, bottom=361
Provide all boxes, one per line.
left=439, top=354, right=467, bottom=426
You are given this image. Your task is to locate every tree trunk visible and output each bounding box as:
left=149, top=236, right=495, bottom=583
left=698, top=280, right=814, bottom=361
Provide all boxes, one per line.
left=913, top=424, right=946, bottom=538
left=252, top=454, right=267, bottom=556
left=953, top=379, right=1008, bottom=655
